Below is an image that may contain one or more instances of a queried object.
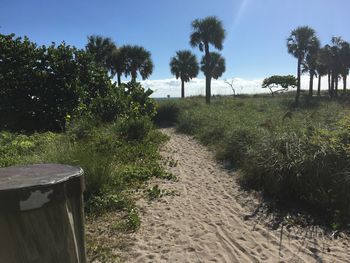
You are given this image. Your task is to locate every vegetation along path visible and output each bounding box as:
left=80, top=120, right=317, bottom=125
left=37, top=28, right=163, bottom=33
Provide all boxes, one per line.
left=128, top=128, right=349, bottom=263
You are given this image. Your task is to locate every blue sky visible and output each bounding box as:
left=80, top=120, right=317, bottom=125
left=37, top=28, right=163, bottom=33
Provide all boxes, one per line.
left=1, top=0, right=350, bottom=87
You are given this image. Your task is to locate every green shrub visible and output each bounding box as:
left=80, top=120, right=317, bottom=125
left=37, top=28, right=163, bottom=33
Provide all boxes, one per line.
left=115, top=117, right=153, bottom=141
left=177, top=110, right=204, bottom=135
left=66, top=117, right=98, bottom=140
left=154, top=102, right=181, bottom=125
left=0, top=33, right=114, bottom=131
left=216, top=127, right=257, bottom=167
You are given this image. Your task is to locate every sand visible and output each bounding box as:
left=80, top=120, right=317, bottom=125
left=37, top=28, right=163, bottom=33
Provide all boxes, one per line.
left=128, top=128, right=350, bottom=263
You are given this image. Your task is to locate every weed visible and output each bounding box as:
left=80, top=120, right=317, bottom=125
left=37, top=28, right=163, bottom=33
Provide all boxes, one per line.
left=146, top=184, right=162, bottom=200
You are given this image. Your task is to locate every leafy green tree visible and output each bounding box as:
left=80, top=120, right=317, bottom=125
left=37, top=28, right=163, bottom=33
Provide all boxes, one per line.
left=287, top=26, right=319, bottom=103
left=121, top=45, right=154, bottom=82
left=170, top=50, right=199, bottom=98
left=200, top=52, right=226, bottom=91
left=190, top=16, right=225, bottom=103
left=262, top=75, right=297, bottom=96
left=86, top=35, right=117, bottom=74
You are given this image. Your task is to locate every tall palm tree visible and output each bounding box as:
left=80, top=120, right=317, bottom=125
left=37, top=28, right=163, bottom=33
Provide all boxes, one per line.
left=338, top=40, right=350, bottom=91
left=302, top=38, right=320, bottom=96
left=287, top=26, right=319, bottom=103
left=319, top=45, right=333, bottom=95
left=122, top=45, right=153, bottom=82
left=200, top=52, right=226, bottom=90
left=86, top=35, right=116, bottom=73
left=315, top=55, right=328, bottom=96
left=170, top=50, right=199, bottom=98
left=111, top=47, right=127, bottom=86
left=326, top=37, right=347, bottom=96
left=190, top=16, right=225, bottom=103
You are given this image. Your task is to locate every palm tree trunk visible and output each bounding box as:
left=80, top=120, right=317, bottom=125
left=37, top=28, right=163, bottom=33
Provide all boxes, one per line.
left=204, top=42, right=211, bottom=104
left=181, top=79, right=185, bottom=98
left=131, top=71, right=137, bottom=82
left=317, top=75, right=321, bottom=96
left=335, top=76, right=338, bottom=97
left=343, top=74, right=347, bottom=92
left=309, top=72, right=314, bottom=96
left=117, top=73, right=121, bottom=86
left=295, top=58, right=301, bottom=104
left=328, top=72, right=331, bottom=93
left=330, top=73, right=335, bottom=97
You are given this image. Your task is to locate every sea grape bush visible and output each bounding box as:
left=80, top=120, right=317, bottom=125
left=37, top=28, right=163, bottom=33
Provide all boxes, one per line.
left=0, top=33, right=156, bottom=131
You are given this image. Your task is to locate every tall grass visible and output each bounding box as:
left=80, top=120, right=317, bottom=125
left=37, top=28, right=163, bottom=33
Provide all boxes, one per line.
left=0, top=117, right=168, bottom=216
left=157, top=95, right=350, bottom=225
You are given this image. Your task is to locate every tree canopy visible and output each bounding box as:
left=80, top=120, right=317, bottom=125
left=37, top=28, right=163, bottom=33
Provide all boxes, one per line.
left=200, top=52, right=226, bottom=79
left=86, top=35, right=117, bottom=73
left=190, top=16, right=225, bottom=51
left=170, top=50, right=199, bottom=82
left=170, top=50, right=199, bottom=98
left=121, top=45, right=154, bottom=82
left=262, top=75, right=297, bottom=96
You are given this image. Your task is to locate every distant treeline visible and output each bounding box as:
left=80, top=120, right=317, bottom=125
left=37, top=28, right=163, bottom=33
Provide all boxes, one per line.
left=287, top=26, right=350, bottom=103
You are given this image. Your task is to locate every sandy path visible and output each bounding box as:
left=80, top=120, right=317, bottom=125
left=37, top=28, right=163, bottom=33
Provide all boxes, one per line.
left=128, top=128, right=350, bottom=263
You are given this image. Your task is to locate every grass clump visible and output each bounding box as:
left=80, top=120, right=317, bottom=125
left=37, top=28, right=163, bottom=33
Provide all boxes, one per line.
left=159, top=94, right=350, bottom=227
left=146, top=185, right=162, bottom=200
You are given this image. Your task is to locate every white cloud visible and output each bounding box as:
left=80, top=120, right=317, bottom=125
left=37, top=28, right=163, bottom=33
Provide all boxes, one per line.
left=141, top=76, right=333, bottom=98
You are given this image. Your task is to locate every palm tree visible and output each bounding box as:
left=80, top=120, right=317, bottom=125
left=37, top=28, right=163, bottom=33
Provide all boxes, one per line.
left=325, top=37, right=347, bottom=96
left=86, top=35, right=116, bottom=73
left=315, top=56, right=328, bottom=96
left=338, top=40, right=350, bottom=92
left=319, top=45, right=333, bottom=95
left=200, top=52, right=226, bottom=90
left=302, top=37, right=320, bottom=96
left=170, top=50, right=199, bottom=98
left=190, top=16, right=225, bottom=103
left=112, top=47, right=127, bottom=86
left=122, top=45, right=153, bottom=82
left=287, top=26, right=319, bottom=103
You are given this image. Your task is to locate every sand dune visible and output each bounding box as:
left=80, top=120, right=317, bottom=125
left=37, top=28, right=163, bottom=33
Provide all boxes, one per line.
left=128, top=128, right=350, bottom=263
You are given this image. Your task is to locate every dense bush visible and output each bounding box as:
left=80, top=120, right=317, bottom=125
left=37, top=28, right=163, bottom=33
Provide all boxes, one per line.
left=116, top=117, right=154, bottom=141
left=164, top=95, right=350, bottom=225
left=0, top=34, right=156, bottom=132
left=0, top=33, right=115, bottom=131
